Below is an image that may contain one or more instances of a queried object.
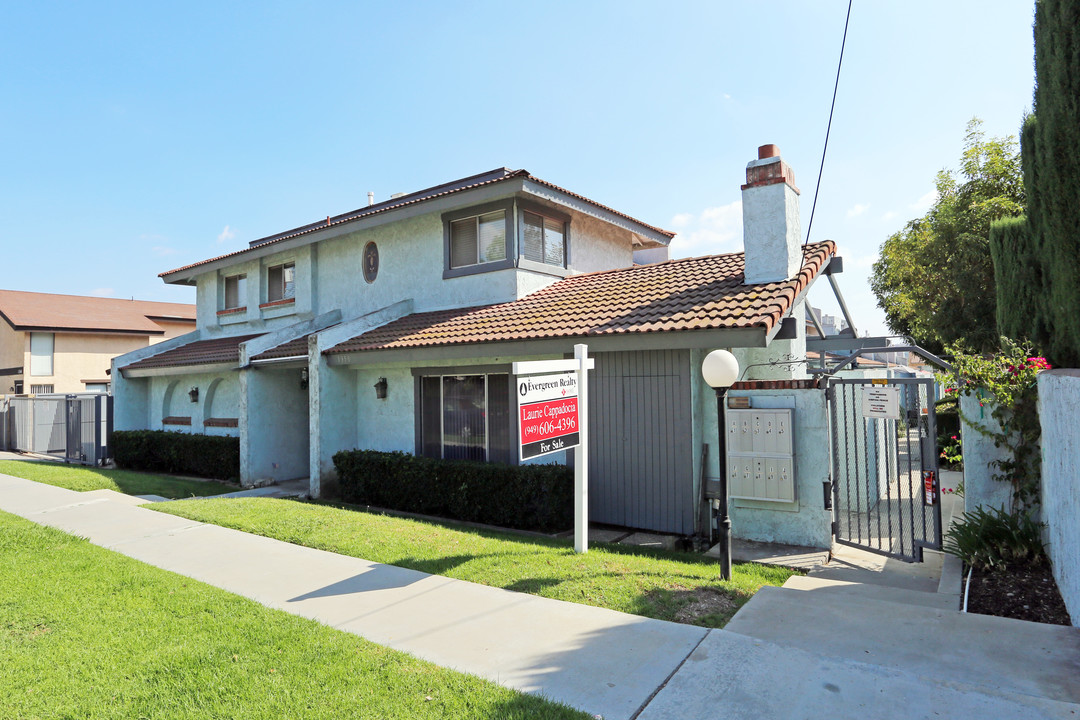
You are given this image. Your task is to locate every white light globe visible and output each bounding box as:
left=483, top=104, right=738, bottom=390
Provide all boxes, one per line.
left=702, top=349, right=739, bottom=389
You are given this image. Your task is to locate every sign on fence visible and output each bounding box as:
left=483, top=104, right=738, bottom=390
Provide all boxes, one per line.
left=861, top=385, right=901, bottom=419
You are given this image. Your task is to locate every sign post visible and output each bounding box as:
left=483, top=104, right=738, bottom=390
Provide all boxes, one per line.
left=513, top=344, right=593, bottom=553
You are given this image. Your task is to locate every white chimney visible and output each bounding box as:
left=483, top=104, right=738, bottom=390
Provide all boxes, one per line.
left=741, top=144, right=802, bottom=284
left=368, top=192, right=375, bottom=206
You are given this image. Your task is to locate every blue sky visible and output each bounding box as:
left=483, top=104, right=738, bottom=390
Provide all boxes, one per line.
left=1, top=1, right=1035, bottom=337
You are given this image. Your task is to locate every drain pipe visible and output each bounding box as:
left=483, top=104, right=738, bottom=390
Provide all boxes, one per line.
left=962, top=565, right=974, bottom=613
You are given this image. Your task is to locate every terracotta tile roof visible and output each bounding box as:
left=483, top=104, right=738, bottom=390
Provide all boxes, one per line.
left=327, top=242, right=835, bottom=355
left=250, top=333, right=314, bottom=361
left=121, top=334, right=262, bottom=372
left=0, top=289, right=195, bottom=334
left=160, top=168, right=674, bottom=279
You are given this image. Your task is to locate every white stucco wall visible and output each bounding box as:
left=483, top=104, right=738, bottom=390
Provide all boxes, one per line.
left=140, top=371, right=241, bottom=435
left=568, top=212, right=634, bottom=273
left=698, top=377, right=832, bottom=548
left=741, top=172, right=801, bottom=284
left=959, top=392, right=1014, bottom=513
left=243, top=366, right=309, bottom=484
left=733, top=301, right=808, bottom=382
left=1038, top=370, right=1080, bottom=626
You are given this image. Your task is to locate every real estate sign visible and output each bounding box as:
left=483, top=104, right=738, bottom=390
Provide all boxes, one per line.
left=517, top=371, right=580, bottom=460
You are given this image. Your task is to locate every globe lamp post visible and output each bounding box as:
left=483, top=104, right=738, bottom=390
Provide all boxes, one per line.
left=702, top=349, right=739, bottom=580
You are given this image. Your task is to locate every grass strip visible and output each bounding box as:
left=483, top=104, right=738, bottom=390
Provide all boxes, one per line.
left=0, top=460, right=235, bottom=499
left=156, top=497, right=795, bottom=627
left=0, top=511, right=587, bottom=719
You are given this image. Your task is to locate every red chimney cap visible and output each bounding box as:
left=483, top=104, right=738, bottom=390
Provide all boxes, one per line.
left=758, top=144, right=780, bottom=160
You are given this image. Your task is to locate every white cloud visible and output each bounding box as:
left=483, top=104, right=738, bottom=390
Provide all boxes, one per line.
left=670, top=212, right=694, bottom=229
left=909, top=189, right=938, bottom=213
left=152, top=245, right=178, bottom=256
left=668, top=200, right=743, bottom=258
left=217, top=225, right=237, bottom=244
left=881, top=211, right=897, bottom=222
left=722, top=93, right=732, bottom=100
left=846, top=203, right=870, bottom=218
left=90, top=288, right=114, bottom=298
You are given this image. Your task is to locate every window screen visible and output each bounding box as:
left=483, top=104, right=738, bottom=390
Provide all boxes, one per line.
left=224, top=274, right=246, bottom=309
left=450, top=211, right=506, bottom=268
left=522, top=211, right=565, bottom=267
left=419, top=373, right=511, bottom=463
left=268, top=263, right=295, bottom=302
left=30, top=332, right=53, bottom=376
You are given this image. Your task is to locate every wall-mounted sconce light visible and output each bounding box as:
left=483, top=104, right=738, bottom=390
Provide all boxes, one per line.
left=374, top=377, right=388, bottom=400
left=188, top=386, right=199, bottom=403
left=300, top=368, right=309, bottom=390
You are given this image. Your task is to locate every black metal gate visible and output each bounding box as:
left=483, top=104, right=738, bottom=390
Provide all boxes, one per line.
left=827, top=377, right=942, bottom=562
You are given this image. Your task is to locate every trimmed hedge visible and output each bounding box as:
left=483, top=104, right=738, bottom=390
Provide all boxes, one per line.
left=112, top=430, right=240, bottom=481
left=333, top=450, right=573, bottom=533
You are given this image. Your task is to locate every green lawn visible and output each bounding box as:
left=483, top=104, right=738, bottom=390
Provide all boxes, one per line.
left=156, top=497, right=796, bottom=627
left=0, top=511, right=586, bottom=720
left=0, top=460, right=236, bottom=499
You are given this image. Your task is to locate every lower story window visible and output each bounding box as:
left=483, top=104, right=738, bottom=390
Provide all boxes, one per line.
left=30, top=384, right=54, bottom=394
left=420, top=373, right=510, bottom=463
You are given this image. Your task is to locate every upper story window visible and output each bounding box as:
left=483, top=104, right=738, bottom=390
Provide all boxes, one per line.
left=224, top=274, right=246, bottom=310
left=450, top=211, right=507, bottom=268
left=29, top=332, right=53, bottom=376
left=522, top=211, right=566, bottom=267
left=442, top=200, right=515, bottom=279
left=267, top=262, right=295, bottom=302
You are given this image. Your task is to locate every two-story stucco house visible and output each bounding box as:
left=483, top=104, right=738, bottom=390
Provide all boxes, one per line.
left=113, top=147, right=841, bottom=545
left=0, top=290, right=195, bottom=395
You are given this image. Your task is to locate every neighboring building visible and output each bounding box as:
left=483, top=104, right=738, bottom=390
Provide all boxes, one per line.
left=0, top=290, right=195, bottom=395
left=114, top=148, right=842, bottom=544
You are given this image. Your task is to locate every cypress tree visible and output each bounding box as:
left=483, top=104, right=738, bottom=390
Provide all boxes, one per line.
left=1032, top=0, right=1080, bottom=366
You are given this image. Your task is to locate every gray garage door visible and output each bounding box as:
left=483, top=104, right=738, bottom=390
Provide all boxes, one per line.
left=588, top=350, right=694, bottom=535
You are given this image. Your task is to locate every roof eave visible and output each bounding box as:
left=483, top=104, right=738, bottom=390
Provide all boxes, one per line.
left=121, top=361, right=238, bottom=379
left=325, top=325, right=770, bottom=367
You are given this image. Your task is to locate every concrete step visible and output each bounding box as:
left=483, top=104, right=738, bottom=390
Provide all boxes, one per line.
left=725, top=585, right=1080, bottom=705
left=782, top=574, right=958, bottom=611
left=639, top=628, right=1080, bottom=720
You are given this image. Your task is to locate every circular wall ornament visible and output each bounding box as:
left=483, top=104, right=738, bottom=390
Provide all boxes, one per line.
left=362, top=241, right=379, bottom=283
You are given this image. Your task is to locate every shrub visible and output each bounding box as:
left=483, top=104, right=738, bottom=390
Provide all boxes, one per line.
left=332, top=450, right=573, bottom=533
left=112, top=430, right=240, bottom=481
left=943, top=506, right=1046, bottom=571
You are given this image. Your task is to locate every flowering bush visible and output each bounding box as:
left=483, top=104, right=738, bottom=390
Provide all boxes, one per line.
left=940, top=433, right=963, bottom=469
left=941, top=338, right=1048, bottom=509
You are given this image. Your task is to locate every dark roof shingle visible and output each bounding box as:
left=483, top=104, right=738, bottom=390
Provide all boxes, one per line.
left=0, top=290, right=195, bottom=334
left=121, top=334, right=262, bottom=372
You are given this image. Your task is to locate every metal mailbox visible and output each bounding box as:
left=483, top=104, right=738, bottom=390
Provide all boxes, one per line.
left=725, top=409, right=796, bottom=503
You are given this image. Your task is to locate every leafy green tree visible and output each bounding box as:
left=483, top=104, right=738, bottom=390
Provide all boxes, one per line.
left=871, top=119, right=1025, bottom=353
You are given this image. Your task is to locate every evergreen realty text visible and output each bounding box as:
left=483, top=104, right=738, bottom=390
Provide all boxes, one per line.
left=517, top=372, right=580, bottom=460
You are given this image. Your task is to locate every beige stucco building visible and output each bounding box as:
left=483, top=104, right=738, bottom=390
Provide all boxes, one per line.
left=0, top=290, right=194, bottom=394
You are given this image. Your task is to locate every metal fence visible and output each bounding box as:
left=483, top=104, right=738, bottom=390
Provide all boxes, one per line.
left=0, top=394, right=112, bottom=465
left=827, top=377, right=942, bottom=563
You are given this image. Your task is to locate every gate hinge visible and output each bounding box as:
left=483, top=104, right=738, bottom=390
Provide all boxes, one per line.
left=831, top=521, right=838, bottom=538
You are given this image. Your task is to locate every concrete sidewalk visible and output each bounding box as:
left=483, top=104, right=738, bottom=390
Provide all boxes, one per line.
left=0, top=474, right=704, bottom=720
left=4, top=472, right=1079, bottom=719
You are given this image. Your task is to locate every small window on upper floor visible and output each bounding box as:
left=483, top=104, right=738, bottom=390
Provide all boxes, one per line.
left=450, top=211, right=507, bottom=268
left=224, top=274, right=246, bottom=310
left=522, top=211, right=566, bottom=267
left=267, top=262, right=295, bottom=302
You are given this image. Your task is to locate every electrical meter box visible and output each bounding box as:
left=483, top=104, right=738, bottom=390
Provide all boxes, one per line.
left=725, top=409, right=796, bottom=503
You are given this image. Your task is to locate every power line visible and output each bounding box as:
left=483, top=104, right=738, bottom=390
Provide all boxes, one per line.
left=805, top=0, right=853, bottom=246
